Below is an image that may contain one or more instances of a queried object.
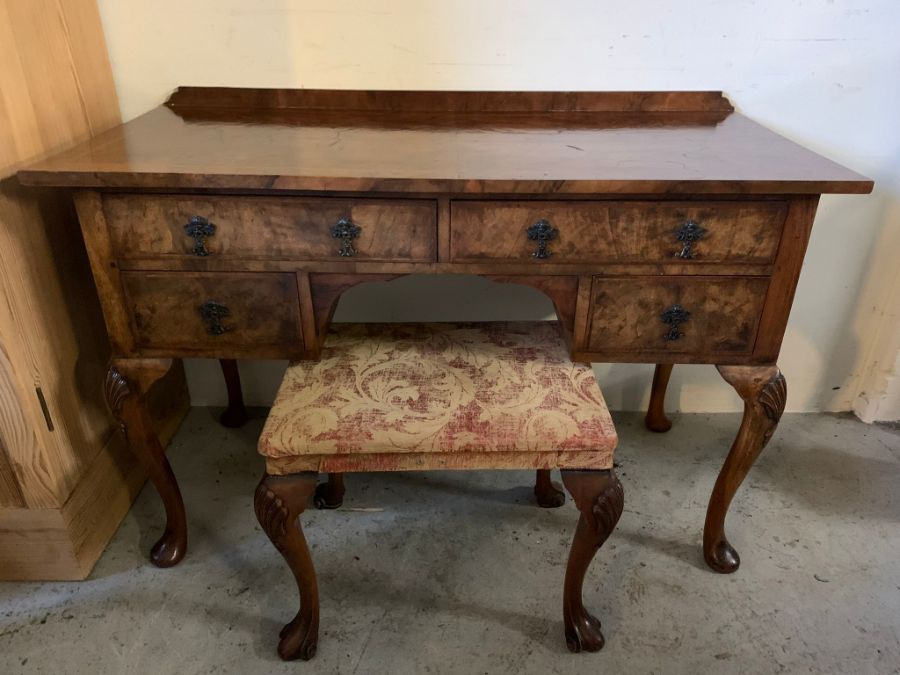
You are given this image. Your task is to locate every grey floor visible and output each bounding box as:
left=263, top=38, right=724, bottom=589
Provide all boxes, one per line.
left=1, top=410, right=898, bottom=675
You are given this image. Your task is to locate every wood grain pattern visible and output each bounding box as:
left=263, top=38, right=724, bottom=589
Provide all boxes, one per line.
left=0, top=359, right=187, bottom=580
left=121, top=271, right=304, bottom=358
left=586, top=277, right=769, bottom=355
left=0, top=0, right=189, bottom=578
left=451, top=200, right=787, bottom=263
left=18, top=89, right=872, bottom=195
left=103, top=194, right=437, bottom=262
left=606, top=201, right=787, bottom=263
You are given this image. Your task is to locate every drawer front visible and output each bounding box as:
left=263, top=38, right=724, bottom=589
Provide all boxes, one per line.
left=586, top=276, right=769, bottom=354
left=450, top=200, right=786, bottom=264
left=607, top=202, right=786, bottom=263
left=121, top=271, right=303, bottom=357
left=104, top=195, right=437, bottom=262
left=451, top=201, right=614, bottom=263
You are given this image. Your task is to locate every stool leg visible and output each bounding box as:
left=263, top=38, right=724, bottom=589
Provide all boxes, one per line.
left=255, top=472, right=319, bottom=661
left=560, top=469, right=624, bottom=653
left=534, top=469, right=565, bottom=508
left=314, top=473, right=345, bottom=509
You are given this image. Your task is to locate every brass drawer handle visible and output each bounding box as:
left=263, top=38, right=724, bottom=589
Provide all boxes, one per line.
left=674, top=220, right=706, bottom=259
left=661, top=304, right=690, bottom=341
left=184, top=216, right=216, bottom=257
left=199, top=300, right=231, bottom=335
left=526, top=219, right=558, bottom=259
left=330, top=217, right=361, bottom=257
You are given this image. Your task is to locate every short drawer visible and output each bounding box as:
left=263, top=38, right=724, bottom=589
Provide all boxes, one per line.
left=450, top=200, right=786, bottom=264
left=104, top=195, right=437, bottom=262
left=586, top=276, right=769, bottom=355
left=607, top=201, right=786, bottom=263
left=451, top=201, right=614, bottom=263
left=121, top=271, right=303, bottom=357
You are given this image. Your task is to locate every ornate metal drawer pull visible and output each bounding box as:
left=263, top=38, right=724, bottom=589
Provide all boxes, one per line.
left=199, top=300, right=231, bottom=336
left=661, top=304, right=690, bottom=341
left=184, top=216, right=216, bottom=257
left=674, top=220, right=707, bottom=259
left=330, top=217, right=361, bottom=257
left=526, top=219, right=558, bottom=259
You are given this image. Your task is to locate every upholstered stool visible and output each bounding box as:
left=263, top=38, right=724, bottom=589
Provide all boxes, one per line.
left=254, top=322, right=622, bottom=660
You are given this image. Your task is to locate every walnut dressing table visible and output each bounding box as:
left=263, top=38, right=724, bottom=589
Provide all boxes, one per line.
left=18, top=88, right=872, bottom=573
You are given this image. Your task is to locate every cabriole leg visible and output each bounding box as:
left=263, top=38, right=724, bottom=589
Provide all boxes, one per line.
left=645, top=363, right=674, bottom=432
left=255, top=472, right=319, bottom=660
left=704, top=365, right=786, bottom=573
left=106, top=358, right=186, bottom=567
left=560, top=469, right=624, bottom=653
left=218, top=358, right=248, bottom=428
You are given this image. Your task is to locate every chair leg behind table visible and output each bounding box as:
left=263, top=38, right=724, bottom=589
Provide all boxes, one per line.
left=255, top=472, right=320, bottom=661
left=106, top=359, right=187, bottom=567
left=560, top=469, right=624, bottom=652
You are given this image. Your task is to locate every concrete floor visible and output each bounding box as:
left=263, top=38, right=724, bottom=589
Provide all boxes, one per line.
left=1, top=410, right=898, bottom=674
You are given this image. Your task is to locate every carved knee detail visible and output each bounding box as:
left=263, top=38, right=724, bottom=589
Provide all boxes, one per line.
left=254, top=483, right=293, bottom=551
left=587, top=477, right=625, bottom=540
left=705, top=365, right=785, bottom=574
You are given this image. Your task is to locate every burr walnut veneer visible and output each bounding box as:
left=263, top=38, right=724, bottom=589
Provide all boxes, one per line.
left=18, top=88, right=873, bottom=575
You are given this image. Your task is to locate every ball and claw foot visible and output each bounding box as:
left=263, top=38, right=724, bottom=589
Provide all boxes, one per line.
left=705, top=538, right=740, bottom=574
left=565, top=609, right=605, bottom=653
left=278, top=613, right=318, bottom=661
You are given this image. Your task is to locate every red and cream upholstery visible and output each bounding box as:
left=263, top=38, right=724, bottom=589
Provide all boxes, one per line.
left=259, top=322, right=616, bottom=475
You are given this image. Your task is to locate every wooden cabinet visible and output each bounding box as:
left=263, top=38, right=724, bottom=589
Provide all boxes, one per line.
left=0, top=0, right=188, bottom=580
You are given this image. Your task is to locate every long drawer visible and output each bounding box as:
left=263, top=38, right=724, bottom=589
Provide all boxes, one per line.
left=104, top=195, right=437, bottom=262
left=586, top=276, right=769, bottom=355
left=450, top=200, right=786, bottom=264
left=120, top=271, right=303, bottom=358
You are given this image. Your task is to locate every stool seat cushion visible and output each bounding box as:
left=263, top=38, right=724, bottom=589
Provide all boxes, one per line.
left=259, top=322, right=616, bottom=475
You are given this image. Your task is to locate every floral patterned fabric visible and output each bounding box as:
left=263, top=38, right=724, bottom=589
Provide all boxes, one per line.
left=259, top=322, right=616, bottom=475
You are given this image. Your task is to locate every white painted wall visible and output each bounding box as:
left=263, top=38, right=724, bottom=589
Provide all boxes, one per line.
left=95, top=0, right=900, bottom=417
